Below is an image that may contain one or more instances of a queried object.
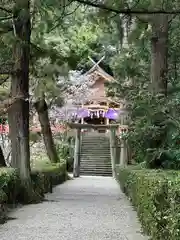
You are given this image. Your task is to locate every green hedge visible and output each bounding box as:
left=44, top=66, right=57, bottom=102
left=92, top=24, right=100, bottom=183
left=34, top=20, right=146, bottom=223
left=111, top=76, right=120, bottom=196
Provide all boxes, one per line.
left=116, top=166, right=180, bottom=240
left=0, top=163, right=67, bottom=223
left=31, top=162, right=67, bottom=195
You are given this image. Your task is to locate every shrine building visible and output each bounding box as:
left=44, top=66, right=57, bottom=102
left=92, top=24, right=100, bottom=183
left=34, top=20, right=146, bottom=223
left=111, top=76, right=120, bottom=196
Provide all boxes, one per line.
left=72, top=58, right=126, bottom=128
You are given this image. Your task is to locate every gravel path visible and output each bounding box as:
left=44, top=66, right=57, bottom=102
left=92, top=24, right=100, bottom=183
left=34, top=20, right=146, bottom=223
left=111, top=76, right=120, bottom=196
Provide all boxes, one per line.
left=0, top=176, right=149, bottom=240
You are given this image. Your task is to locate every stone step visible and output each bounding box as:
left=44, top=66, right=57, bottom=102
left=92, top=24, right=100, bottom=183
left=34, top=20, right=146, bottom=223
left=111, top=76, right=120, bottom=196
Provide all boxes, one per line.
left=81, top=159, right=111, bottom=162
left=82, top=139, right=109, bottom=142
left=81, top=160, right=111, bottom=163
left=81, top=155, right=110, bottom=157
left=80, top=134, right=111, bottom=177
left=81, top=150, right=110, bottom=153
left=80, top=162, right=112, bottom=166
left=81, top=155, right=110, bottom=158
left=82, top=137, right=109, bottom=140
left=81, top=160, right=111, bottom=165
left=82, top=137, right=109, bottom=139
left=82, top=143, right=109, bottom=145
left=81, top=166, right=111, bottom=169
left=80, top=162, right=111, bottom=166
left=82, top=142, right=109, bottom=144
left=81, top=143, right=110, bottom=148
left=81, top=147, right=110, bottom=150
left=81, top=149, right=110, bottom=151
left=81, top=150, right=110, bottom=152
left=80, top=170, right=112, bottom=175
left=81, top=152, right=111, bottom=155
left=81, top=161, right=111, bottom=164
left=82, top=145, right=110, bottom=148
left=80, top=168, right=112, bottom=172
left=81, top=152, right=110, bottom=155
left=80, top=171, right=112, bottom=177
left=81, top=159, right=111, bottom=163
left=82, top=136, right=108, bottom=139
left=81, top=158, right=111, bottom=162
left=81, top=145, right=110, bottom=148
left=81, top=164, right=111, bottom=167
left=81, top=143, right=109, bottom=146
left=80, top=167, right=112, bottom=171
left=82, top=139, right=109, bottom=141
left=81, top=154, right=111, bottom=157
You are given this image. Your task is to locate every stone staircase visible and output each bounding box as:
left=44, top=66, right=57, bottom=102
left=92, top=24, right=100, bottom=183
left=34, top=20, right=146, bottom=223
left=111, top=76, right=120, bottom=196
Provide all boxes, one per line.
left=80, top=133, right=112, bottom=176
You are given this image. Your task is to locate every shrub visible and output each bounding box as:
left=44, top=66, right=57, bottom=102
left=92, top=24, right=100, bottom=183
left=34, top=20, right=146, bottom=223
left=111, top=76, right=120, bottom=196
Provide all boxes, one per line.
left=31, top=162, right=67, bottom=194
left=0, top=168, right=20, bottom=204
left=66, top=156, right=74, bottom=172
left=116, top=166, right=180, bottom=240
left=0, top=163, right=67, bottom=223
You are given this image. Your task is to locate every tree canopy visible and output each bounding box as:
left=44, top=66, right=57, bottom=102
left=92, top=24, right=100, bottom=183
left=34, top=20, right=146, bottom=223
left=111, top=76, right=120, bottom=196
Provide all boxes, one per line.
left=0, top=0, right=180, bottom=190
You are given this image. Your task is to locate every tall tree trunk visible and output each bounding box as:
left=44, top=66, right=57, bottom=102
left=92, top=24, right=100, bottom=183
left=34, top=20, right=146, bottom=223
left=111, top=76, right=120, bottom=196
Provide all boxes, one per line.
left=150, top=14, right=168, bottom=96
left=9, top=0, right=31, bottom=181
left=34, top=98, right=59, bottom=163
left=0, top=146, right=6, bottom=167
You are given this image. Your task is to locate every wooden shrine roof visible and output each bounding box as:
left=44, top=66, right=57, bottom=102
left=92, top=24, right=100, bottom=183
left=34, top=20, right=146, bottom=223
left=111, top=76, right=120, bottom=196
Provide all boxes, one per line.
left=85, top=57, right=114, bottom=82
left=85, top=65, right=114, bottom=82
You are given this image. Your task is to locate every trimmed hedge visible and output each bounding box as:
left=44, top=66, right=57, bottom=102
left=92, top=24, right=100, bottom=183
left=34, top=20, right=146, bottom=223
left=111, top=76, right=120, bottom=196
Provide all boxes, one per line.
left=116, top=166, right=180, bottom=240
left=0, top=163, right=67, bottom=223
left=31, top=162, right=67, bottom=195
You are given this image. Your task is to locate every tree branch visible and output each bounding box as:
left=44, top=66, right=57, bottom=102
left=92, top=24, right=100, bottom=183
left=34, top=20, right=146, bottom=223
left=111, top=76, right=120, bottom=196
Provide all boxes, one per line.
left=0, top=22, right=13, bottom=34
left=0, top=95, right=28, bottom=117
left=0, top=7, right=12, bottom=14
left=0, top=70, right=13, bottom=75
left=0, top=77, right=9, bottom=85
left=73, top=0, right=180, bottom=15
left=0, top=16, right=13, bottom=21
left=48, top=3, right=81, bottom=33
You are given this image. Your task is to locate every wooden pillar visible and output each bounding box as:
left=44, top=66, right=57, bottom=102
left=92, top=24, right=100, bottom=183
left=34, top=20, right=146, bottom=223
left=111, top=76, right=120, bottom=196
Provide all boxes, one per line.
left=106, top=118, right=109, bottom=125
left=69, top=137, right=74, bottom=159
left=110, top=127, right=116, bottom=178
left=81, top=104, right=84, bottom=131
left=73, top=128, right=81, bottom=177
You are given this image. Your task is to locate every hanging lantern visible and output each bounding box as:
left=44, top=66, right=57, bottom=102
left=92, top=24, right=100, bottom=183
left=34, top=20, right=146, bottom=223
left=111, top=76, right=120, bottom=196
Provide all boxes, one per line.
left=105, top=108, right=119, bottom=120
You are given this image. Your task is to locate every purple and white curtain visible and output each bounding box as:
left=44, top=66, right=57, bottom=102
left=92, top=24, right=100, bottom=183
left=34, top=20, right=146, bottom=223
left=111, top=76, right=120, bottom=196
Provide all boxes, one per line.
left=50, top=106, right=124, bottom=122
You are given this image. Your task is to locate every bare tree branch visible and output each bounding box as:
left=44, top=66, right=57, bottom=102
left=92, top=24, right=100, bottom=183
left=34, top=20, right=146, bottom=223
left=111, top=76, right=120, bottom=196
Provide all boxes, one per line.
left=0, top=77, right=9, bottom=85
left=0, top=15, right=13, bottom=21
left=0, top=7, right=12, bottom=14
left=73, top=0, right=180, bottom=15
left=48, top=3, right=81, bottom=33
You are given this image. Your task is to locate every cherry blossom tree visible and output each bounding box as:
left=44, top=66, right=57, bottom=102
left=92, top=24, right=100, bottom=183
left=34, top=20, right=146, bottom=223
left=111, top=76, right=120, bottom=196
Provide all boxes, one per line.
left=51, top=70, right=98, bottom=122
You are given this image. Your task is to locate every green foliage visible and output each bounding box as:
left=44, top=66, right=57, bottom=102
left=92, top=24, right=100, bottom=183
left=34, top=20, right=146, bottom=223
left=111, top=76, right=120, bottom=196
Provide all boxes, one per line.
left=117, top=166, right=180, bottom=240
left=0, top=163, right=67, bottom=223
left=0, top=168, right=20, bottom=204
left=29, top=131, right=41, bottom=143
left=56, top=141, right=70, bottom=160
left=56, top=136, right=74, bottom=172
left=31, top=162, right=67, bottom=194
left=108, top=13, right=180, bottom=169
